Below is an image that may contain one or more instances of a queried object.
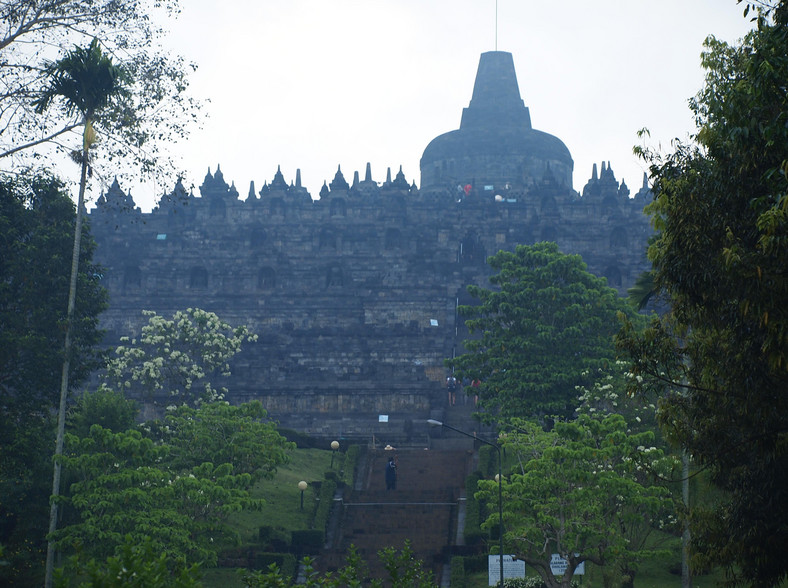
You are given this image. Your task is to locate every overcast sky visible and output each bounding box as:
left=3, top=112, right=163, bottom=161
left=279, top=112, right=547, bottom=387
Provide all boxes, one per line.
left=123, top=0, right=755, bottom=211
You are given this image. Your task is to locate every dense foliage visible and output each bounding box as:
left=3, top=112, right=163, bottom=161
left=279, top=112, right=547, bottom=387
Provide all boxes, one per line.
left=0, top=174, right=106, bottom=413
left=619, top=2, right=788, bottom=585
left=54, top=400, right=293, bottom=578
left=0, top=0, right=199, bottom=185
left=0, top=174, right=106, bottom=585
left=449, top=242, right=643, bottom=419
left=479, top=415, right=675, bottom=588
left=242, top=543, right=436, bottom=588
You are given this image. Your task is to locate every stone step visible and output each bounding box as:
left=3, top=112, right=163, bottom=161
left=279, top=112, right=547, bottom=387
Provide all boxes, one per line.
left=318, top=447, right=475, bottom=584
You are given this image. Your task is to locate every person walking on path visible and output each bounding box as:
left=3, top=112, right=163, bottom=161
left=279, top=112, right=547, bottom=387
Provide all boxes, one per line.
left=385, top=456, right=397, bottom=490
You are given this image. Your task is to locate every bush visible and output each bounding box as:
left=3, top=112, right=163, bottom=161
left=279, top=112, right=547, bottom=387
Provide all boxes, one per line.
left=462, top=554, right=489, bottom=573
left=252, top=552, right=295, bottom=573
left=450, top=555, right=467, bottom=588
left=291, top=530, right=324, bottom=555
left=464, top=471, right=485, bottom=545
left=478, top=444, right=495, bottom=477
left=503, top=577, right=580, bottom=588
left=257, top=526, right=289, bottom=552
left=278, top=428, right=321, bottom=449
left=313, top=478, right=337, bottom=536
left=342, top=444, right=362, bottom=487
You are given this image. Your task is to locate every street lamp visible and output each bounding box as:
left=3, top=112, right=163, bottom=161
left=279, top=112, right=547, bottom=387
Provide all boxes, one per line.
left=330, top=440, right=340, bottom=468
left=428, top=419, right=504, bottom=587
left=298, top=480, right=307, bottom=510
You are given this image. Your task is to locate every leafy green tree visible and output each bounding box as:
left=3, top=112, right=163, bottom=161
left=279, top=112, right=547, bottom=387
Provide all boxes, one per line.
left=483, top=415, right=675, bottom=588
left=104, top=308, right=258, bottom=406
left=155, top=401, right=292, bottom=481
left=0, top=0, right=199, bottom=184
left=54, top=401, right=292, bottom=573
left=449, top=242, right=643, bottom=419
left=68, top=386, right=139, bottom=439
left=0, top=174, right=106, bottom=414
left=55, top=534, right=202, bottom=588
left=620, top=3, right=788, bottom=584
left=0, top=174, right=106, bottom=586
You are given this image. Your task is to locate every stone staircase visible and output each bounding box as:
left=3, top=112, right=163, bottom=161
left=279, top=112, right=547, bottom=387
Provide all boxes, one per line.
left=319, top=446, right=475, bottom=585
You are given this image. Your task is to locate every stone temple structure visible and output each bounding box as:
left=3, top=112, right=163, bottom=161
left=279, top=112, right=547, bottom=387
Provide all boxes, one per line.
left=89, top=51, right=651, bottom=440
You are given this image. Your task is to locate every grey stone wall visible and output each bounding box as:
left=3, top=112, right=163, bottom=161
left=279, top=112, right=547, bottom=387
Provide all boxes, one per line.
left=89, top=161, right=650, bottom=438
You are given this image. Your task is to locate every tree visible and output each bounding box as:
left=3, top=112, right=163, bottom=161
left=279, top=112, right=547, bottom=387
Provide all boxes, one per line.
left=53, top=401, right=293, bottom=575
left=619, top=3, right=788, bottom=585
left=448, top=242, right=644, bottom=419
left=0, top=0, right=198, bottom=184
left=33, top=39, right=134, bottom=586
left=68, top=386, right=139, bottom=439
left=150, top=401, right=292, bottom=483
left=56, top=535, right=202, bottom=588
left=0, top=173, right=106, bottom=412
left=482, top=415, right=675, bottom=588
left=0, top=173, right=106, bottom=586
left=103, top=308, right=258, bottom=406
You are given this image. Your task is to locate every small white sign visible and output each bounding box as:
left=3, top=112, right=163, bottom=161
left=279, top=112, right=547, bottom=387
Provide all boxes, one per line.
left=430, top=319, right=438, bottom=326
left=488, top=555, right=525, bottom=586
left=378, top=415, right=388, bottom=423
left=549, top=554, right=585, bottom=576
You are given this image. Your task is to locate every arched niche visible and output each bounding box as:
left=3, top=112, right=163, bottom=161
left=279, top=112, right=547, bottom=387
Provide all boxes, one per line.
left=257, top=266, right=276, bottom=289
left=189, top=266, right=208, bottom=289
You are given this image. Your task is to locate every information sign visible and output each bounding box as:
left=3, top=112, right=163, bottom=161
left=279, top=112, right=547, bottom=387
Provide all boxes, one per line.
left=488, top=555, right=525, bottom=586
left=549, top=554, right=585, bottom=576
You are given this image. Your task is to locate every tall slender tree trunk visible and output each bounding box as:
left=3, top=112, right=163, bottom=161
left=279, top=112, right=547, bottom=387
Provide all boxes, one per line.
left=44, top=138, right=90, bottom=588
left=682, top=450, right=691, bottom=588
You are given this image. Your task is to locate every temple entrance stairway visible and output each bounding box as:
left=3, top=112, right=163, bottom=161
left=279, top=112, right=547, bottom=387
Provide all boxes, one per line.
left=318, top=445, right=475, bottom=585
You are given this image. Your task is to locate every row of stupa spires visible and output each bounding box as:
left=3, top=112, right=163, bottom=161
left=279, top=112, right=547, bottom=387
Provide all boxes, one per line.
left=201, top=162, right=416, bottom=203
left=93, top=159, right=650, bottom=215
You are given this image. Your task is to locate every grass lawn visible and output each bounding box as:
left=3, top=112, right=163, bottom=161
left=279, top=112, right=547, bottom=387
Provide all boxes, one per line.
left=201, top=446, right=337, bottom=585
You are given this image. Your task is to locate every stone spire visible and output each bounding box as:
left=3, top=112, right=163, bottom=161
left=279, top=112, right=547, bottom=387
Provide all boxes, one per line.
left=329, top=165, right=350, bottom=192
left=392, top=165, right=409, bottom=189
left=460, top=51, right=531, bottom=131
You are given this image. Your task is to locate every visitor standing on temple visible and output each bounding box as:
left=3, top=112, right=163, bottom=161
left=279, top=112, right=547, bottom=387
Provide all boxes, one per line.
left=385, top=456, right=397, bottom=490
left=447, top=374, right=457, bottom=406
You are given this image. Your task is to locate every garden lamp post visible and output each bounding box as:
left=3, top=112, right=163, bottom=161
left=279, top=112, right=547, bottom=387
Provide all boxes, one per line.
left=298, top=480, right=307, bottom=510
left=331, top=440, right=340, bottom=468
left=427, top=419, right=504, bottom=587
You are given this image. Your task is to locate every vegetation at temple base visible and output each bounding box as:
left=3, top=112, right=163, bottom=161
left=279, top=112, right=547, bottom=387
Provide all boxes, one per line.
left=619, top=1, right=788, bottom=585
left=475, top=414, right=677, bottom=588
left=448, top=242, right=645, bottom=419
left=241, top=543, right=436, bottom=588
left=0, top=174, right=107, bottom=585
left=47, top=307, right=290, bottom=581
left=103, top=308, right=258, bottom=406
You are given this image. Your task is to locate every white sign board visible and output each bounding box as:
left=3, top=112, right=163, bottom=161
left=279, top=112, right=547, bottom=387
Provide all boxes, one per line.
left=378, top=415, right=388, bottom=423
left=488, top=555, right=525, bottom=586
left=549, top=554, right=585, bottom=576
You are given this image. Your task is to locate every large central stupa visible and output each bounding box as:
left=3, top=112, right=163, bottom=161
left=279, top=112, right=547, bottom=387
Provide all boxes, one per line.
left=420, top=51, right=573, bottom=193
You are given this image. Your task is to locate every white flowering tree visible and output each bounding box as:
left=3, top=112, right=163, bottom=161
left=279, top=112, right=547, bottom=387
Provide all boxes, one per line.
left=104, top=308, right=257, bottom=406
left=480, top=414, right=678, bottom=588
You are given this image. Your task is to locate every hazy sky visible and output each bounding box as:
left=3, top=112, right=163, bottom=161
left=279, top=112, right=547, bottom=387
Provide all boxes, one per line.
left=124, top=0, right=755, bottom=211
